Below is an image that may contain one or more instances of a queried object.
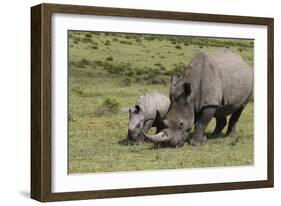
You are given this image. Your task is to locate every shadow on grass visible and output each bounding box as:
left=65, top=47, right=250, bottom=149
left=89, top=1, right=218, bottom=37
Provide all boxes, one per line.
left=205, top=132, right=226, bottom=139
left=118, top=132, right=229, bottom=149
left=118, top=138, right=135, bottom=146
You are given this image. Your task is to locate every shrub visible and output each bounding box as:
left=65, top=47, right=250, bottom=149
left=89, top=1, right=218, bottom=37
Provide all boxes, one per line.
left=154, top=63, right=162, bottom=67
left=149, top=78, right=163, bottom=84
left=71, top=86, right=93, bottom=97
left=95, top=97, right=120, bottom=116
left=120, top=40, right=132, bottom=45
left=68, top=113, right=76, bottom=122
left=71, top=86, right=83, bottom=96
left=82, top=38, right=93, bottom=44
left=91, top=45, right=98, bottom=49
left=122, top=77, right=132, bottom=86
left=104, top=40, right=111, bottom=46
left=94, top=107, right=108, bottom=117
left=85, top=33, right=92, bottom=38
left=238, top=47, right=244, bottom=52
left=102, top=97, right=120, bottom=113
left=135, top=68, right=145, bottom=75
left=175, top=45, right=182, bottom=49
left=69, top=59, right=90, bottom=68
left=144, top=36, right=156, bottom=41
left=125, top=70, right=134, bottom=77
left=171, top=63, right=186, bottom=75
left=106, top=56, right=113, bottom=61
left=103, top=63, right=125, bottom=74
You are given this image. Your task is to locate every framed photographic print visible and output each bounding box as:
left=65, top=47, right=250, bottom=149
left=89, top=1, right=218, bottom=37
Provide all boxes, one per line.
left=31, top=3, right=274, bottom=202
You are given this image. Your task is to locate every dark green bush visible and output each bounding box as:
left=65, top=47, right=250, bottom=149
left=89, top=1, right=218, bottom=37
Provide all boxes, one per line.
left=104, top=40, right=111, bottom=46
left=175, top=45, right=182, bottom=49
left=144, top=36, right=156, bottom=41
left=82, top=38, right=93, bottom=44
left=71, top=86, right=93, bottom=97
left=122, top=77, right=132, bottom=86
left=102, top=97, right=120, bottom=113
left=106, top=56, right=113, bottom=61
left=95, top=97, right=120, bottom=116
left=238, top=47, right=244, bottom=52
left=81, top=58, right=90, bottom=65
left=120, top=40, right=132, bottom=45
left=68, top=113, right=76, bottom=122
left=85, top=33, right=92, bottom=38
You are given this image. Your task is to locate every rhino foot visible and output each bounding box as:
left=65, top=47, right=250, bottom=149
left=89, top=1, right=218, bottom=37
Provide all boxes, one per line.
left=190, top=135, right=207, bottom=146
left=227, top=132, right=240, bottom=146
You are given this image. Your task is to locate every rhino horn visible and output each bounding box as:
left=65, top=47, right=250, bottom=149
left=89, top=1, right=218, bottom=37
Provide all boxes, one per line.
left=142, top=130, right=172, bottom=143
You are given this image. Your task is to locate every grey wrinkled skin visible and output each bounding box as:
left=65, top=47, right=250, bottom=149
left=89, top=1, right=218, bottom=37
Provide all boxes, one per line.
left=143, top=49, right=253, bottom=148
left=127, top=92, right=170, bottom=143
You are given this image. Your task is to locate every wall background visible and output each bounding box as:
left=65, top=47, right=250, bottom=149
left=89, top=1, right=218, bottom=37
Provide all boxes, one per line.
left=0, top=0, right=279, bottom=205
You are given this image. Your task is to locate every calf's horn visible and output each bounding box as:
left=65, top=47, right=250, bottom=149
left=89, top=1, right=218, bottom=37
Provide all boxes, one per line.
left=142, top=130, right=171, bottom=143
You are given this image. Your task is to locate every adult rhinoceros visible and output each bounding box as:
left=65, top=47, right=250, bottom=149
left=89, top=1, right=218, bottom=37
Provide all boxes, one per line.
left=143, top=50, right=253, bottom=148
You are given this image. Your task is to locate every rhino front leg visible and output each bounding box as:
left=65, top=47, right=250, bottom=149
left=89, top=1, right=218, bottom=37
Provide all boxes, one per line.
left=154, top=110, right=164, bottom=133
left=190, top=107, right=216, bottom=146
left=139, top=119, right=154, bottom=143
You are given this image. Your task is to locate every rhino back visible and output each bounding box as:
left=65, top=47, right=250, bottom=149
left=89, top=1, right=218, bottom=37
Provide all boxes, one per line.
left=186, top=50, right=253, bottom=110
left=136, top=93, right=170, bottom=120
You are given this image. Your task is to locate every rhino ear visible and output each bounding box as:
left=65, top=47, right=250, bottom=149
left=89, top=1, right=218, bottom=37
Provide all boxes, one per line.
left=183, top=83, right=192, bottom=96
left=134, top=105, right=141, bottom=114
left=171, top=75, right=180, bottom=86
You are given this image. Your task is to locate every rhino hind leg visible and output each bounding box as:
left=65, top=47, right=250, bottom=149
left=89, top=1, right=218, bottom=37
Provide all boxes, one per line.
left=190, top=107, right=217, bottom=146
left=225, top=106, right=245, bottom=145
left=212, top=117, right=227, bottom=136
left=225, top=106, right=244, bottom=136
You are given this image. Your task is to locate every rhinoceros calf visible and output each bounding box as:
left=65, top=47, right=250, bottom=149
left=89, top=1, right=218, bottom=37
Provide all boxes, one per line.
left=127, top=92, right=170, bottom=143
left=143, top=50, right=253, bottom=147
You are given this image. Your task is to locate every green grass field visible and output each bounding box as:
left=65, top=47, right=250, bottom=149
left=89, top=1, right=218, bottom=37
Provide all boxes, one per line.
left=68, top=31, right=254, bottom=174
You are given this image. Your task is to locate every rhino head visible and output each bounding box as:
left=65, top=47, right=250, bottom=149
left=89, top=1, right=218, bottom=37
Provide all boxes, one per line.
left=143, top=75, right=194, bottom=147
left=127, top=105, right=145, bottom=143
